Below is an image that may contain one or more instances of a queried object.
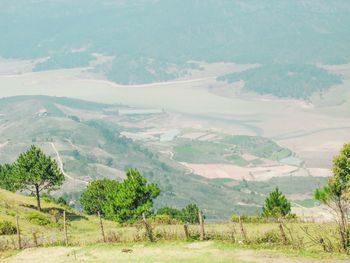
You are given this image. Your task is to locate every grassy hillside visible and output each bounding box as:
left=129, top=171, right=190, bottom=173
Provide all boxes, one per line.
left=0, top=189, right=119, bottom=247
left=0, top=189, right=348, bottom=262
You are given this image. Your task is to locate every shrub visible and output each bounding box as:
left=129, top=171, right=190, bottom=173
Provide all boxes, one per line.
left=26, top=212, right=52, bottom=226
left=49, top=209, right=62, bottom=223
left=149, top=214, right=181, bottom=225
left=231, top=214, right=267, bottom=223
left=232, top=214, right=298, bottom=223
left=254, top=230, right=282, bottom=244
left=0, top=221, right=17, bottom=235
left=182, top=204, right=200, bottom=224
left=285, top=213, right=298, bottom=221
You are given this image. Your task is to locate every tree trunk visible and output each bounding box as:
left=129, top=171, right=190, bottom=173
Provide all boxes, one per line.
left=35, top=185, right=41, bottom=211
left=337, top=199, right=349, bottom=253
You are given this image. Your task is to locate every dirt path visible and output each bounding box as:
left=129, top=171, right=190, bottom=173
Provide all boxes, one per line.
left=3, top=243, right=347, bottom=263
left=2, top=247, right=75, bottom=263
left=234, top=250, right=344, bottom=263
left=50, top=142, right=88, bottom=185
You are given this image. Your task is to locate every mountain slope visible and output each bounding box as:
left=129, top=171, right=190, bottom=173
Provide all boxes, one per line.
left=0, top=96, right=267, bottom=219
left=0, top=1, right=349, bottom=97
left=0, top=96, right=328, bottom=220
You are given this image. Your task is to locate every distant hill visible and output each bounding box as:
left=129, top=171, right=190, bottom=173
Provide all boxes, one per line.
left=0, top=1, right=349, bottom=98
left=0, top=96, right=263, bottom=220
left=218, top=64, right=342, bottom=99
left=0, top=96, right=327, bottom=220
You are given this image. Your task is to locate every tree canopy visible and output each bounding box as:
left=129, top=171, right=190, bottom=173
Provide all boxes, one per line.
left=262, top=187, right=291, bottom=219
left=80, top=168, right=160, bottom=223
left=0, top=164, right=20, bottom=192
left=315, top=143, right=350, bottom=252
left=15, top=145, right=65, bottom=211
left=156, top=204, right=201, bottom=224
left=182, top=204, right=200, bottom=224
left=80, top=179, right=119, bottom=216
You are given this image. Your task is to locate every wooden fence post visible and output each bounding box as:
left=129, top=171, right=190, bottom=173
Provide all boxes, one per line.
left=198, top=210, right=205, bottom=241
left=231, top=223, right=237, bottom=243
left=98, top=211, right=106, bottom=243
left=16, top=213, right=21, bottom=250
left=239, top=216, right=247, bottom=243
left=63, top=210, right=69, bottom=246
left=183, top=224, right=189, bottom=240
left=278, top=219, right=288, bottom=244
left=142, top=213, right=154, bottom=242
left=32, top=231, right=38, bottom=247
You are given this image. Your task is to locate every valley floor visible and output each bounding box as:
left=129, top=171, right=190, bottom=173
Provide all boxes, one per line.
left=2, top=242, right=347, bottom=263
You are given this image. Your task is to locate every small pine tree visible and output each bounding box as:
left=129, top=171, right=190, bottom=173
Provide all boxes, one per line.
left=80, top=168, right=160, bottom=223
left=80, top=179, right=119, bottom=216
left=108, top=168, right=160, bottom=223
left=15, top=145, right=65, bottom=211
left=262, top=187, right=291, bottom=219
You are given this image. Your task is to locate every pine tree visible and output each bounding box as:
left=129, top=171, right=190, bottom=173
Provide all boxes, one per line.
left=15, top=145, right=65, bottom=211
left=262, top=187, right=291, bottom=218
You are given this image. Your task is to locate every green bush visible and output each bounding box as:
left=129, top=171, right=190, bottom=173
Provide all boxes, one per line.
left=0, top=221, right=17, bottom=235
left=26, top=212, right=52, bottom=226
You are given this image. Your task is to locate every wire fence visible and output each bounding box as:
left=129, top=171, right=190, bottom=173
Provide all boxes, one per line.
left=0, top=210, right=341, bottom=253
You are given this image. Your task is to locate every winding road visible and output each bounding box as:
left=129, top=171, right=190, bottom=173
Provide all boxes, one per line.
left=50, top=142, right=88, bottom=185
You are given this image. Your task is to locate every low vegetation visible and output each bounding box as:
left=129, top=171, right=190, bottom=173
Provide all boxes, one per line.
left=0, top=221, right=16, bottom=235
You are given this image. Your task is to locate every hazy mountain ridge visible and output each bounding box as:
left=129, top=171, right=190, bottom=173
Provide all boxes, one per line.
left=0, top=1, right=349, bottom=97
